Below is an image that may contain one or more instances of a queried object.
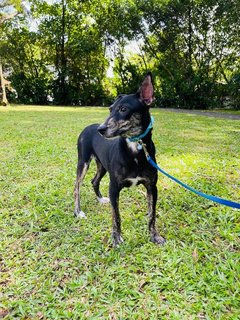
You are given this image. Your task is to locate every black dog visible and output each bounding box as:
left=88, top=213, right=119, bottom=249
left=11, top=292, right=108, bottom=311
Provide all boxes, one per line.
left=74, top=73, right=165, bottom=247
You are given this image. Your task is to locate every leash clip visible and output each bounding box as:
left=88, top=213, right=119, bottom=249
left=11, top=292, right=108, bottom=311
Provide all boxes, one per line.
left=138, top=140, right=149, bottom=158
left=137, top=141, right=143, bottom=150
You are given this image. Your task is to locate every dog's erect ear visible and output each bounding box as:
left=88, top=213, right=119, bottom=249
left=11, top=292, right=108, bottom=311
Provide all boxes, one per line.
left=138, top=72, right=154, bottom=105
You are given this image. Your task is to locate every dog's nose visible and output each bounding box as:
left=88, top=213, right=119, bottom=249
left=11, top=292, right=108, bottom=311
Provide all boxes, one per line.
left=97, top=124, right=107, bottom=136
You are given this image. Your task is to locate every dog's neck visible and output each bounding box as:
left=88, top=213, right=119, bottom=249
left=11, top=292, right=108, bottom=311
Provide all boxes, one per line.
left=125, top=131, right=152, bottom=155
left=127, top=113, right=153, bottom=141
left=125, top=113, right=153, bottom=155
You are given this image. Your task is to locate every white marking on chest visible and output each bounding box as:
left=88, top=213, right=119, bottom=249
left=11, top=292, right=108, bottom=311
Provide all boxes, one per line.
left=126, top=140, right=139, bottom=153
left=126, top=177, right=143, bottom=187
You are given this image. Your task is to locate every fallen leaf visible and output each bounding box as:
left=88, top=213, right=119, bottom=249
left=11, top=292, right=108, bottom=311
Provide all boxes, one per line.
left=192, top=248, right=198, bottom=261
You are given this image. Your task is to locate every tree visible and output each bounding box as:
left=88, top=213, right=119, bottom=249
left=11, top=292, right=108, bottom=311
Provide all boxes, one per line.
left=0, top=0, right=23, bottom=106
left=135, top=0, right=240, bottom=108
left=1, top=0, right=239, bottom=108
left=1, top=19, right=53, bottom=104
left=31, top=0, right=110, bottom=105
left=0, top=0, right=22, bottom=23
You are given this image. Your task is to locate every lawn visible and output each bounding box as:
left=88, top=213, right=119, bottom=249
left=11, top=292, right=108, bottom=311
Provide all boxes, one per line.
left=0, top=105, right=239, bottom=319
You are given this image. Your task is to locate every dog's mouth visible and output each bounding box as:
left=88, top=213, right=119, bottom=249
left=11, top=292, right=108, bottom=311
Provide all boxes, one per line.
left=98, top=116, right=142, bottom=139
left=98, top=125, right=142, bottom=140
left=97, top=125, right=122, bottom=139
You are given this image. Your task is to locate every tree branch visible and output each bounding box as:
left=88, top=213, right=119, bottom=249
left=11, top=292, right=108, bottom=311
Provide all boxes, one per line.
left=0, top=11, right=18, bottom=24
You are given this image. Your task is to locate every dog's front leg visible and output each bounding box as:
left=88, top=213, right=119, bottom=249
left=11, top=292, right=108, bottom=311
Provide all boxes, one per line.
left=109, top=182, right=123, bottom=247
left=147, top=184, right=166, bottom=245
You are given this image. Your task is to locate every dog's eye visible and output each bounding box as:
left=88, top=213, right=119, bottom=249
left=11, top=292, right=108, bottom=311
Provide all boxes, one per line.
left=119, top=106, right=127, bottom=113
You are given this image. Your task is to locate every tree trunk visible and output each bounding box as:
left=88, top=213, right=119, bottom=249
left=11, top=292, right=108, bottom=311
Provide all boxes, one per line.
left=187, top=4, right=193, bottom=65
left=0, top=60, right=8, bottom=106
left=59, top=0, right=67, bottom=104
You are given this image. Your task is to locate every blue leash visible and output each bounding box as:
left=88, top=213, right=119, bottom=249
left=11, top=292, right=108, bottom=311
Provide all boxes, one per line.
left=130, top=116, right=240, bottom=209
left=146, top=155, right=240, bottom=209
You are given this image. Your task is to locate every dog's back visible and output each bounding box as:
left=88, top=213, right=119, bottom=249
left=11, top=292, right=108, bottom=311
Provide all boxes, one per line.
left=78, top=124, right=122, bottom=172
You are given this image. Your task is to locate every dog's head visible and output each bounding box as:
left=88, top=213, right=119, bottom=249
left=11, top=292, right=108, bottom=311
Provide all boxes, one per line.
left=98, top=72, right=154, bottom=139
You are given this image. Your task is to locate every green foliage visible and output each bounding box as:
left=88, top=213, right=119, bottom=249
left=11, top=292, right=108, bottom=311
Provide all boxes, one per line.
left=112, top=53, right=144, bottom=94
left=0, top=0, right=239, bottom=108
left=0, top=21, right=53, bottom=104
left=28, top=0, right=110, bottom=105
left=0, top=106, right=239, bottom=318
left=136, top=0, right=240, bottom=109
left=228, top=73, right=240, bottom=109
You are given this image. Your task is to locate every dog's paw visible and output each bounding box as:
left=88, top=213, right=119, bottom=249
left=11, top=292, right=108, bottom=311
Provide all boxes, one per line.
left=97, top=197, right=110, bottom=204
left=151, top=233, right=166, bottom=245
left=112, top=232, right=124, bottom=247
left=74, top=210, right=87, bottom=219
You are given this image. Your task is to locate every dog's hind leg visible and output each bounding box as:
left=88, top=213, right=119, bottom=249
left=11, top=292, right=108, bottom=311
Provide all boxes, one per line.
left=146, top=184, right=166, bottom=245
left=74, top=133, right=94, bottom=218
left=74, top=162, right=89, bottom=218
left=91, top=159, right=109, bottom=204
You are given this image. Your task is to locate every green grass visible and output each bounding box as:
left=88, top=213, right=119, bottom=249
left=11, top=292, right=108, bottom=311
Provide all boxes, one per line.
left=0, top=105, right=239, bottom=319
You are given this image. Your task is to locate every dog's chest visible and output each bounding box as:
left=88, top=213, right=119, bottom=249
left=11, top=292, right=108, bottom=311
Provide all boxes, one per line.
left=117, top=141, right=155, bottom=187
left=123, top=159, right=148, bottom=187
left=127, top=140, right=139, bottom=154
left=125, top=176, right=144, bottom=187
